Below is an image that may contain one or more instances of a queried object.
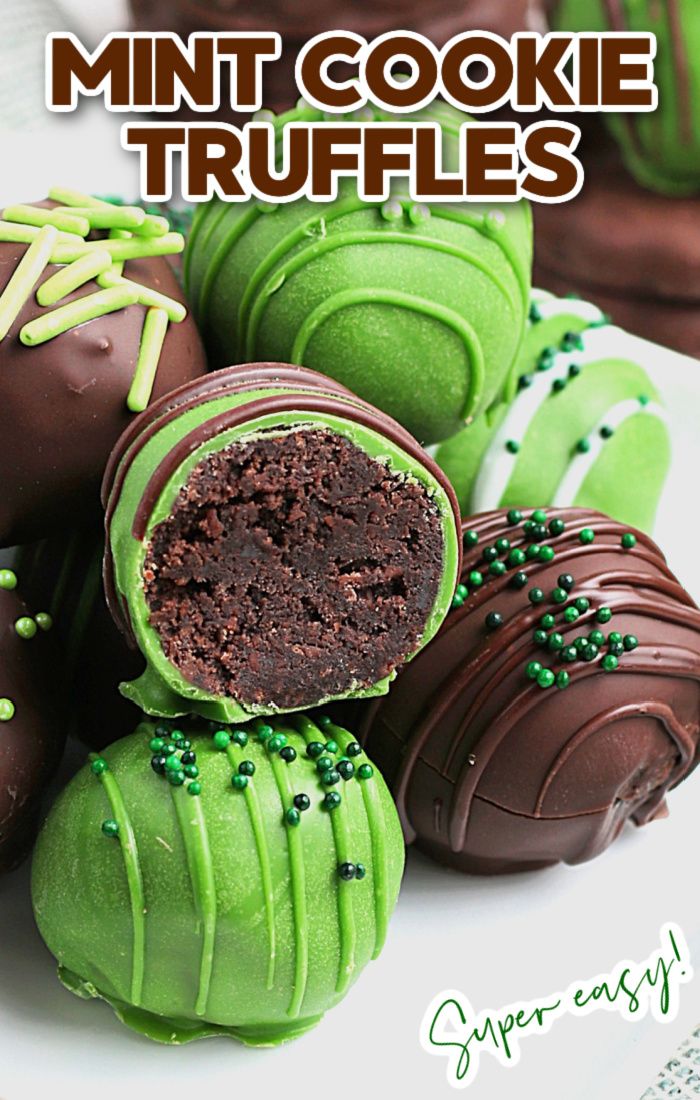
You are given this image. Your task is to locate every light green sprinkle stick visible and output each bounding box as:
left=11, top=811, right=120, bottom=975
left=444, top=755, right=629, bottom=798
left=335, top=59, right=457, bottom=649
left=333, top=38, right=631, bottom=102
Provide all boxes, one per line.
left=48, top=186, right=169, bottom=238
left=133, top=214, right=169, bottom=238
left=127, top=308, right=169, bottom=412
left=55, top=206, right=147, bottom=231
left=0, top=221, right=83, bottom=246
left=108, top=228, right=132, bottom=278
left=98, top=269, right=186, bottom=322
left=3, top=204, right=90, bottom=238
left=37, top=249, right=113, bottom=307
left=51, top=232, right=185, bottom=265
left=0, top=225, right=58, bottom=341
left=20, top=284, right=139, bottom=347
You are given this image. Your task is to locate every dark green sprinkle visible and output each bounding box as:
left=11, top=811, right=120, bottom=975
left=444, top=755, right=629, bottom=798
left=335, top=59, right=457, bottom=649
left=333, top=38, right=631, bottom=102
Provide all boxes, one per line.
left=541, top=613, right=556, bottom=629
left=532, top=509, right=547, bottom=524
left=231, top=730, right=249, bottom=748
left=322, top=769, right=341, bottom=786
left=532, top=524, right=548, bottom=541
left=624, top=634, right=639, bottom=651
left=267, top=734, right=287, bottom=753
left=316, top=756, right=334, bottom=773
left=549, top=518, right=566, bottom=536
left=576, top=439, right=591, bottom=454
left=537, top=669, right=555, bottom=689
left=527, top=544, right=541, bottom=560
left=355, top=863, right=367, bottom=880
left=552, top=378, right=566, bottom=393
left=552, top=587, right=567, bottom=604
left=482, top=546, right=498, bottom=564
left=91, top=757, right=108, bottom=775
left=163, top=743, right=177, bottom=757
left=317, top=715, right=332, bottom=728
left=171, top=730, right=184, bottom=744
left=558, top=573, right=574, bottom=592
left=337, top=759, right=355, bottom=780
left=456, top=584, right=468, bottom=600
left=338, top=862, right=357, bottom=881
left=323, top=792, right=342, bottom=810
left=507, top=509, right=523, bottom=525
left=508, top=548, right=527, bottom=567
left=232, top=774, right=248, bottom=790
left=463, top=529, right=479, bottom=547
left=555, top=670, right=570, bottom=690
left=286, top=808, right=301, bottom=827
left=495, top=537, right=510, bottom=554
left=469, top=571, right=484, bottom=587
left=512, top=571, right=528, bottom=589
left=306, top=742, right=325, bottom=759
left=589, top=630, right=606, bottom=647
left=357, top=764, right=374, bottom=780
left=602, top=654, right=619, bottom=671
left=257, top=724, right=274, bottom=742
left=582, top=643, right=599, bottom=662
left=294, top=793, right=311, bottom=811
left=506, top=440, right=520, bottom=454
left=489, top=561, right=506, bottom=577
left=524, top=521, right=536, bottom=537
left=518, top=373, right=533, bottom=390
left=596, top=607, right=612, bottom=624
left=561, top=330, right=584, bottom=351
left=149, top=737, right=165, bottom=753
left=600, top=425, right=614, bottom=440
left=452, top=594, right=464, bottom=610
left=188, top=781, right=202, bottom=797
left=180, top=739, right=192, bottom=752
left=239, top=760, right=256, bottom=776
left=563, top=606, right=579, bottom=624
left=101, top=819, right=119, bottom=838
left=574, top=597, right=590, bottom=613
left=568, top=363, right=582, bottom=378
left=526, top=660, right=543, bottom=680
left=579, top=528, right=595, bottom=544
left=529, top=303, right=542, bottom=323
left=346, top=742, right=363, bottom=758
left=213, top=730, right=231, bottom=750
left=548, top=632, right=564, bottom=651
left=538, top=546, right=555, bottom=563
left=151, top=755, right=166, bottom=775
left=184, top=764, right=199, bottom=779
left=608, top=640, right=624, bottom=657
left=560, top=645, right=578, bottom=663
left=528, top=587, right=544, bottom=604
left=181, top=750, right=196, bottom=766
left=574, top=637, right=588, bottom=652
left=280, top=746, right=297, bottom=763
left=167, top=769, right=186, bottom=786
left=165, top=753, right=182, bottom=773
left=608, top=631, right=623, bottom=645
left=533, top=629, right=548, bottom=646
left=621, top=533, right=637, bottom=549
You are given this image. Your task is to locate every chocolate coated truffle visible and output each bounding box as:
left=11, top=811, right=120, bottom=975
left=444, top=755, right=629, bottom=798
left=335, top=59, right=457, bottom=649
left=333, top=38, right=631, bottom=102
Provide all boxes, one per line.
left=436, top=290, right=671, bottom=533
left=103, top=363, right=462, bottom=723
left=0, top=190, right=206, bottom=546
left=32, top=714, right=404, bottom=1045
left=0, top=567, right=64, bottom=872
left=184, top=101, right=533, bottom=444
left=357, top=507, right=700, bottom=873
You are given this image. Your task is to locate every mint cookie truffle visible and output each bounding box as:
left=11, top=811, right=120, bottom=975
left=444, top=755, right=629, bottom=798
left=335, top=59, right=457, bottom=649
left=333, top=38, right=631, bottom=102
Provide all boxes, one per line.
left=32, top=715, right=404, bottom=1045
left=0, top=567, right=64, bottom=872
left=0, top=190, right=205, bottom=547
left=549, top=0, right=700, bottom=195
left=184, top=102, right=532, bottom=444
left=436, top=292, right=671, bottom=533
left=357, top=507, right=700, bottom=873
left=103, top=363, right=462, bottom=723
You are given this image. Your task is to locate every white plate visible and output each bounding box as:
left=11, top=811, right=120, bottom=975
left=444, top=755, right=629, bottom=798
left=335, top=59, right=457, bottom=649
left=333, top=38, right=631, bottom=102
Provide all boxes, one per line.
left=1, top=129, right=700, bottom=1100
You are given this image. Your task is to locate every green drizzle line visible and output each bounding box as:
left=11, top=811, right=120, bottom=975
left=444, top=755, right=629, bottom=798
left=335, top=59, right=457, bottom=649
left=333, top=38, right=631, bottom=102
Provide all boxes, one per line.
left=197, top=205, right=262, bottom=324
left=169, top=786, right=217, bottom=1018
left=225, top=741, right=276, bottom=990
left=294, top=716, right=356, bottom=996
left=328, top=722, right=389, bottom=960
left=89, top=755, right=146, bottom=1007
left=268, top=744, right=309, bottom=1019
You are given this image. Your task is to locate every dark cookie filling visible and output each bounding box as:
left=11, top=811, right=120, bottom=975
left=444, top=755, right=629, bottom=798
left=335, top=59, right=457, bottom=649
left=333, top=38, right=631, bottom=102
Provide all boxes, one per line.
left=143, top=428, right=444, bottom=709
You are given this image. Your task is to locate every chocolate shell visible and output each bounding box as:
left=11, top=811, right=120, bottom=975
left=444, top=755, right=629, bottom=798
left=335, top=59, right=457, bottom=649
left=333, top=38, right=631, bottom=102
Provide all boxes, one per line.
left=0, top=567, right=65, bottom=872
left=357, top=507, right=700, bottom=873
left=102, top=363, right=462, bottom=724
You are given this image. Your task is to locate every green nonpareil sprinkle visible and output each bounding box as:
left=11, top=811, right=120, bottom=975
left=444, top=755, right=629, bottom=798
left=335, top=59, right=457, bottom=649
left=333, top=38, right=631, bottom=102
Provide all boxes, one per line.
left=3, top=204, right=90, bottom=238
left=98, top=269, right=186, bottom=323
left=20, top=284, right=139, bottom=347
left=0, top=225, right=58, bottom=341
left=127, top=308, right=169, bottom=413
left=36, top=249, right=113, bottom=307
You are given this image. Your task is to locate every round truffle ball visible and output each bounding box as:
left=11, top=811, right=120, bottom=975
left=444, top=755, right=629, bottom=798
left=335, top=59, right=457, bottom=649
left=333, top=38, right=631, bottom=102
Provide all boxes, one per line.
left=357, top=507, right=700, bottom=873
left=102, top=363, right=462, bottom=725
left=435, top=291, right=671, bottom=533
left=184, top=103, right=532, bottom=444
left=0, top=567, right=65, bottom=872
left=32, top=714, right=404, bottom=1045
left=0, top=195, right=206, bottom=547
left=549, top=0, right=700, bottom=195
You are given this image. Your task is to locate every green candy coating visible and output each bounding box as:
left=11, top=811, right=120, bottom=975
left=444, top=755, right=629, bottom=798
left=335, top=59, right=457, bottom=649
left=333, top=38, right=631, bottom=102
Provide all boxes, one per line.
left=32, top=718, right=404, bottom=1047
left=184, top=102, right=532, bottom=444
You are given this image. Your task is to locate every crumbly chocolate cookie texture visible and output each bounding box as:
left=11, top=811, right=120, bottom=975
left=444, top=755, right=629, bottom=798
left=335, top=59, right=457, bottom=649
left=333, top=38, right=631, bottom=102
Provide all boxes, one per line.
left=32, top=714, right=404, bottom=1046
left=0, top=190, right=206, bottom=547
left=357, top=507, right=700, bottom=873
left=102, top=363, right=462, bottom=724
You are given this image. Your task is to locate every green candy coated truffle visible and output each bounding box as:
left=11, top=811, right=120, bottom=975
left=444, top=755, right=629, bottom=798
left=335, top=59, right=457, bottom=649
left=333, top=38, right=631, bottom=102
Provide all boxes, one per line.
left=550, top=0, right=700, bottom=195
left=184, top=102, right=532, bottom=444
left=436, top=291, right=671, bottom=533
left=32, top=715, right=404, bottom=1046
